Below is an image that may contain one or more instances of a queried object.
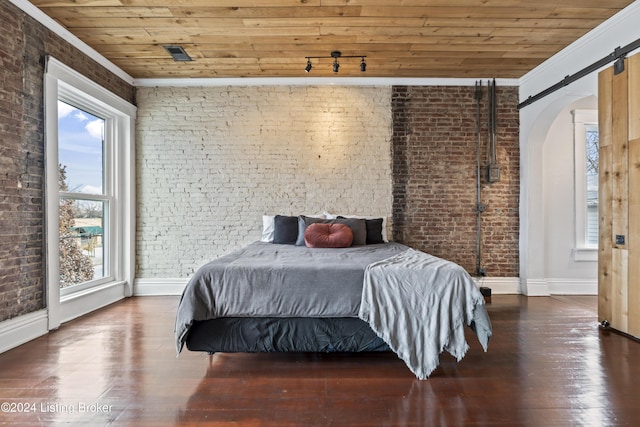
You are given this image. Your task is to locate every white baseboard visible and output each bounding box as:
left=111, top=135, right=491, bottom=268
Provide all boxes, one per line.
left=137, top=276, right=525, bottom=296
left=519, top=278, right=597, bottom=296
left=472, top=277, right=521, bottom=294
left=136, top=277, right=523, bottom=296
left=547, top=278, right=597, bottom=295
left=0, top=310, right=48, bottom=354
left=521, top=279, right=551, bottom=296
left=134, top=278, right=188, bottom=296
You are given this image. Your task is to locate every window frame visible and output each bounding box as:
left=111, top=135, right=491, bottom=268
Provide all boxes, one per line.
left=572, top=109, right=598, bottom=261
left=44, top=56, right=136, bottom=329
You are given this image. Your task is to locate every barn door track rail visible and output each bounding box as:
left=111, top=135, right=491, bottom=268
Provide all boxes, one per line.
left=518, top=37, right=640, bottom=109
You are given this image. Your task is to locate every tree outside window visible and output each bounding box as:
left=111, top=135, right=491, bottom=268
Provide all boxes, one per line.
left=585, top=127, right=599, bottom=246
left=59, top=165, right=94, bottom=287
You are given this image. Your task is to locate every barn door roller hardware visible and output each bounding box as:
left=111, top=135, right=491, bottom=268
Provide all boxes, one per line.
left=518, top=36, right=640, bottom=109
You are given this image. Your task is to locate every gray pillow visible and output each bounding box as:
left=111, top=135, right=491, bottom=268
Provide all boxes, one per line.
left=296, top=215, right=367, bottom=246
left=273, top=215, right=299, bottom=244
left=338, top=216, right=384, bottom=244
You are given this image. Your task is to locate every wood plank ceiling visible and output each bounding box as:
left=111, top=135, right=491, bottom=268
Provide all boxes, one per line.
left=31, top=0, right=635, bottom=79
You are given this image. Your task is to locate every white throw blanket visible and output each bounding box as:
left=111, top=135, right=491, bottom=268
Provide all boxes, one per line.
left=358, top=249, right=492, bottom=379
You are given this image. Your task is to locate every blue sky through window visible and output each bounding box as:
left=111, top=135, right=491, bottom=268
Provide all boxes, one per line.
left=58, top=100, right=104, bottom=194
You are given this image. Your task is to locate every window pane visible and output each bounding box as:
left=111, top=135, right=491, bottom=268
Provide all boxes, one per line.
left=59, top=198, right=106, bottom=288
left=58, top=100, right=104, bottom=195
left=586, top=127, right=599, bottom=246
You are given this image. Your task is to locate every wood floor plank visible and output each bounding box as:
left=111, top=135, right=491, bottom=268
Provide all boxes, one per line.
left=0, top=295, right=638, bottom=426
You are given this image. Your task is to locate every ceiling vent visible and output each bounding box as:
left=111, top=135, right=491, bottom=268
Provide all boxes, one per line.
left=163, top=45, right=193, bottom=62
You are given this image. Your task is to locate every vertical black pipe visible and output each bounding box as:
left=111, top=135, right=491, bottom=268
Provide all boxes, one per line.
left=474, top=81, right=485, bottom=276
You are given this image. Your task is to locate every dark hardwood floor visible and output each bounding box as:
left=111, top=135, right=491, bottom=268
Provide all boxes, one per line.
left=0, top=295, right=638, bottom=426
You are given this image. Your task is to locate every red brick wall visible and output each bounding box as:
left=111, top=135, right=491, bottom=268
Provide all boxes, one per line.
left=392, top=85, right=520, bottom=277
left=0, top=0, right=135, bottom=322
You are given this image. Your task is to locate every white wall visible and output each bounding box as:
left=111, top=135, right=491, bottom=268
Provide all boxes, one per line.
left=135, top=85, right=392, bottom=280
left=519, top=2, right=640, bottom=295
left=543, top=97, right=598, bottom=283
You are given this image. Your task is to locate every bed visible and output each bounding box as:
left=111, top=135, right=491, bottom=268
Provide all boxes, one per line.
left=175, top=215, right=492, bottom=379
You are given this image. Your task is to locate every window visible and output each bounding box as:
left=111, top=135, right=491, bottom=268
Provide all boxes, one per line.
left=585, top=126, right=599, bottom=246
left=572, top=109, right=598, bottom=260
left=45, top=57, right=136, bottom=328
left=58, top=101, right=108, bottom=292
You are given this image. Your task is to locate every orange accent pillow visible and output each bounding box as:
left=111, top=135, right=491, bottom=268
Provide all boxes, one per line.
left=304, top=223, right=353, bottom=248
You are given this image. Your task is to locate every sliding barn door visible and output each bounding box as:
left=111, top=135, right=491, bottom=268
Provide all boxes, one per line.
left=598, top=52, right=640, bottom=339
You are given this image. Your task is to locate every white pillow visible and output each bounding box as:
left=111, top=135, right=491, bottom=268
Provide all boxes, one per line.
left=261, top=215, right=275, bottom=242
left=324, top=213, right=389, bottom=242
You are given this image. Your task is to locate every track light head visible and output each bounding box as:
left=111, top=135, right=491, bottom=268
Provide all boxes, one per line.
left=331, top=51, right=341, bottom=73
left=305, top=59, right=312, bottom=73
left=360, top=57, right=366, bottom=72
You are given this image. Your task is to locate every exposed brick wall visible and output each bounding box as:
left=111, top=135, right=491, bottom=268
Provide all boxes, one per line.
left=392, top=85, right=519, bottom=277
left=0, top=0, right=134, bottom=322
left=135, top=86, right=393, bottom=278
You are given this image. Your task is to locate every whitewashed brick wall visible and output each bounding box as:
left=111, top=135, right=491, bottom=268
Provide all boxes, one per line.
left=136, top=85, right=393, bottom=278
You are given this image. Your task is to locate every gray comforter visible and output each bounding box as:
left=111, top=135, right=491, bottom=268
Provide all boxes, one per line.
left=359, top=249, right=492, bottom=379
left=175, top=241, right=409, bottom=353
left=175, top=241, right=492, bottom=379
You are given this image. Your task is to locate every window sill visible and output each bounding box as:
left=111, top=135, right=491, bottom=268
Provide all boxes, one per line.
left=573, top=247, right=598, bottom=262
left=59, top=280, right=127, bottom=324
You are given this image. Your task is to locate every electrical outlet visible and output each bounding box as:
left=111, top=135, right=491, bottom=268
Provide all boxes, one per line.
left=487, top=164, right=501, bottom=183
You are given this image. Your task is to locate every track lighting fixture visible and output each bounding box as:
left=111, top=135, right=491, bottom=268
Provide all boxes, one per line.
left=304, top=51, right=367, bottom=73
